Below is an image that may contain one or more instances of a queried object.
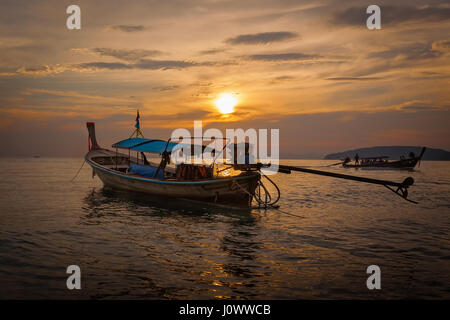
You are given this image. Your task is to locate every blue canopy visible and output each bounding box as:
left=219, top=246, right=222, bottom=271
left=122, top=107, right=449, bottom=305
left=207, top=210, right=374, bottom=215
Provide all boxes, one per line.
left=112, top=138, right=185, bottom=154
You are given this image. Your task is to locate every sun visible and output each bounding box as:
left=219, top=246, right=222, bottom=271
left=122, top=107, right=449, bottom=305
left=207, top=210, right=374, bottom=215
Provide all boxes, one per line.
left=215, top=93, right=237, bottom=114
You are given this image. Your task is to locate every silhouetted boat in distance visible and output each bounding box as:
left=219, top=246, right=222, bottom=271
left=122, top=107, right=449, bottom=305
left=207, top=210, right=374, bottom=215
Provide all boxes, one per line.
left=342, top=147, right=426, bottom=169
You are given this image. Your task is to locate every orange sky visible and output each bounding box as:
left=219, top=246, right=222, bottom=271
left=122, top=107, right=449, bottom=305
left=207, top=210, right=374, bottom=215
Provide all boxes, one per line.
left=0, top=0, right=449, bottom=157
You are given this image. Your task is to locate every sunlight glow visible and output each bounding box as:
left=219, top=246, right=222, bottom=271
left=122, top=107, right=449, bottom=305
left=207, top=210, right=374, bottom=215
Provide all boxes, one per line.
left=215, top=93, right=237, bottom=114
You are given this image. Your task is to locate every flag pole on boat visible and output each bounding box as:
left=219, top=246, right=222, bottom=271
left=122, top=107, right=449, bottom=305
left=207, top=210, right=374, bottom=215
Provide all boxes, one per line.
left=129, top=110, right=145, bottom=139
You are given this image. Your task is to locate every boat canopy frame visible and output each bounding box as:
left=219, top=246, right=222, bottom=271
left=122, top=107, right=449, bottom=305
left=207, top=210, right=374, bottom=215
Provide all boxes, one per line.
left=112, top=137, right=230, bottom=155
left=112, top=137, right=188, bottom=154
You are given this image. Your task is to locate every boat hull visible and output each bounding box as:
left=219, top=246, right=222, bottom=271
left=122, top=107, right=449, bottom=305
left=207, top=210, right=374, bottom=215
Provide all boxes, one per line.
left=342, top=147, right=426, bottom=169
left=343, top=158, right=420, bottom=169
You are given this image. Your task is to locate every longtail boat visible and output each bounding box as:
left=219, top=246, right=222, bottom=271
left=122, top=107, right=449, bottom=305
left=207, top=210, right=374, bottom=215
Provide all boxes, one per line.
left=85, top=122, right=260, bottom=205
left=342, top=147, right=426, bottom=169
left=84, top=121, right=418, bottom=207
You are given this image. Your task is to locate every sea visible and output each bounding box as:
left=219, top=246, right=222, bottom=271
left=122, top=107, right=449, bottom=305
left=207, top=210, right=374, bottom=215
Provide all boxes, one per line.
left=0, top=158, right=449, bottom=299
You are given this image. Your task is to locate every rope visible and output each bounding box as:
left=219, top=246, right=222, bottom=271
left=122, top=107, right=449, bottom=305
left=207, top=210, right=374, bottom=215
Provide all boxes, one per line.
left=231, top=175, right=280, bottom=208
left=231, top=179, right=255, bottom=198
left=227, top=177, right=307, bottom=218
left=272, top=207, right=305, bottom=218
left=326, top=161, right=344, bottom=167
left=231, top=179, right=268, bottom=207
left=261, top=174, right=280, bottom=205
left=70, top=159, right=86, bottom=182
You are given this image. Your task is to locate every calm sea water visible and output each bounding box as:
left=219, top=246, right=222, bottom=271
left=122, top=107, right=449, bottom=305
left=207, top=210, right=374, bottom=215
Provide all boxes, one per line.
left=0, top=158, right=449, bottom=299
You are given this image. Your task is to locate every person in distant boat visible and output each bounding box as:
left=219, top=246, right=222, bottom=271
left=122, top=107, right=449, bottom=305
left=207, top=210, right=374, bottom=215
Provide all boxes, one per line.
left=344, top=156, right=351, bottom=164
left=354, top=153, right=359, bottom=164
left=409, top=151, right=415, bottom=159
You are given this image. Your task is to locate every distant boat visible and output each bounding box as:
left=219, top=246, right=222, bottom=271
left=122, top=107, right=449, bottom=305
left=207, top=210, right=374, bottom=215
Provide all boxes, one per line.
left=33, top=155, right=40, bottom=158
left=342, top=147, right=426, bottom=169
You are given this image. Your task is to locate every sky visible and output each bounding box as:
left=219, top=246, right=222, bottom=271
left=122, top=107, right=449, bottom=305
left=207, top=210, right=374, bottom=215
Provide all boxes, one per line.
left=0, top=0, right=449, bottom=157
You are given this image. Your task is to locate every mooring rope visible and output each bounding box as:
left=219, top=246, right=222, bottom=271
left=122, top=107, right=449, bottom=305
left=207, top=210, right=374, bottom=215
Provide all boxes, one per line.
left=261, top=174, right=280, bottom=205
left=271, top=206, right=305, bottom=218
left=70, top=159, right=86, bottom=182
left=231, top=175, right=281, bottom=208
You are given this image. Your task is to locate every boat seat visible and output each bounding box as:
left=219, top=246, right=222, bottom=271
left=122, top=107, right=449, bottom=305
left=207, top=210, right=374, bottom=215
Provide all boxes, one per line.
left=129, top=164, right=164, bottom=179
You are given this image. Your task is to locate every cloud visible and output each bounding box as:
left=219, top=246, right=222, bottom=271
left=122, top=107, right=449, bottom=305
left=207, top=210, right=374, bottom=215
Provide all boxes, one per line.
left=134, top=59, right=197, bottom=70
left=245, top=53, right=320, bottom=61
left=333, top=6, right=450, bottom=27
left=198, top=48, right=228, bottom=55
left=73, top=48, right=163, bottom=61
left=226, top=31, right=298, bottom=45
left=369, top=43, right=443, bottom=61
left=0, top=72, right=16, bottom=77
left=397, top=100, right=449, bottom=112
left=409, top=71, right=450, bottom=80
left=432, top=40, right=450, bottom=51
left=108, top=25, right=146, bottom=32
left=16, top=65, right=67, bottom=76
left=152, top=85, right=181, bottom=91
left=326, top=77, right=383, bottom=81
left=22, top=89, right=136, bottom=104
left=74, top=62, right=132, bottom=71
left=16, top=57, right=232, bottom=76
left=72, top=59, right=197, bottom=71
left=274, top=75, right=296, bottom=81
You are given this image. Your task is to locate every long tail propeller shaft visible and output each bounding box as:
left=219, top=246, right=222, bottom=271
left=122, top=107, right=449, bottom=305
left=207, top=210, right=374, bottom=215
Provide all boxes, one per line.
left=277, top=164, right=417, bottom=203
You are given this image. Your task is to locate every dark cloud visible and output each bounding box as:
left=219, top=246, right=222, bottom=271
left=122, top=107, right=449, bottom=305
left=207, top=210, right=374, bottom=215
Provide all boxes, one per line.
left=433, top=40, right=450, bottom=51
left=109, top=25, right=146, bottom=32
left=333, top=6, right=450, bottom=27
left=197, top=60, right=238, bottom=67
left=226, top=31, right=298, bottom=45
left=75, top=62, right=132, bottom=70
left=369, top=43, right=443, bottom=61
left=269, top=75, right=297, bottom=84
left=398, top=100, right=449, bottom=112
left=198, top=48, right=228, bottom=55
left=18, top=65, right=52, bottom=73
left=153, top=85, right=181, bottom=91
left=85, top=48, right=162, bottom=61
left=73, top=59, right=196, bottom=71
left=16, top=65, right=66, bottom=76
left=134, top=59, right=196, bottom=70
left=401, top=105, right=438, bottom=111
left=274, top=75, right=296, bottom=81
left=245, top=53, right=320, bottom=61
left=411, top=71, right=450, bottom=80
left=326, top=77, right=383, bottom=81
left=17, top=57, right=235, bottom=76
